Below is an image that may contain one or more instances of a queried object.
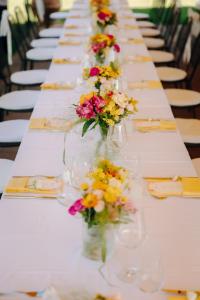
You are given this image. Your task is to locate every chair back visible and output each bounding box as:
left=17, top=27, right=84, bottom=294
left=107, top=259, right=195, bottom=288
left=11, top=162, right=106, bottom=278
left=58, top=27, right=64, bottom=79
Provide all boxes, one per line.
left=8, top=14, right=28, bottom=69
left=24, top=1, right=40, bottom=38
left=187, top=33, right=200, bottom=87
left=165, top=7, right=181, bottom=49
left=171, top=18, right=193, bottom=66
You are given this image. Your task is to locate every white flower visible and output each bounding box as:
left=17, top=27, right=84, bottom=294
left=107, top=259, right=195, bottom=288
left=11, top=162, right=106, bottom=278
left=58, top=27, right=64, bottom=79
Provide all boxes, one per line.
left=94, top=200, right=105, bottom=212
left=112, top=92, right=128, bottom=108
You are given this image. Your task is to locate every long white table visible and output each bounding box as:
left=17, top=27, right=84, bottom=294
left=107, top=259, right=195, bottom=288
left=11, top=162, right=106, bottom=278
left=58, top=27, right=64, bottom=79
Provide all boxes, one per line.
left=0, top=0, right=199, bottom=299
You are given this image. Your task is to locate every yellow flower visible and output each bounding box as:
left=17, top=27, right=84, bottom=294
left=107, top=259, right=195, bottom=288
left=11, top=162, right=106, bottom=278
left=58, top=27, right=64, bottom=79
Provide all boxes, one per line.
left=80, top=182, right=89, bottom=191
left=79, top=92, right=96, bottom=105
left=105, top=119, right=115, bottom=126
left=89, top=168, right=106, bottom=181
left=92, top=181, right=108, bottom=191
left=82, top=193, right=98, bottom=208
left=104, top=186, right=122, bottom=203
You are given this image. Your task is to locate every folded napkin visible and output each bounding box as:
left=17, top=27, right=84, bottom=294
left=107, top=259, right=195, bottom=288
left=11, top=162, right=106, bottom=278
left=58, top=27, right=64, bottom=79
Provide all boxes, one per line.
left=30, top=118, right=74, bottom=131
left=147, top=177, right=200, bottom=199
left=120, top=24, right=138, bottom=30
left=41, top=82, right=75, bottom=90
left=166, top=290, right=200, bottom=300
left=52, top=58, right=81, bottom=64
left=125, top=55, right=152, bottom=63
left=5, top=176, right=63, bottom=196
left=121, top=15, right=134, bottom=19
left=64, top=24, right=79, bottom=29
left=68, top=15, right=87, bottom=19
left=128, top=80, right=162, bottom=89
left=59, top=39, right=81, bottom=46
left=120, top=38, right=144, bottom=45
left=64, top=32, right=86, bottom=37
left=134, top=119, right=176, bottom=132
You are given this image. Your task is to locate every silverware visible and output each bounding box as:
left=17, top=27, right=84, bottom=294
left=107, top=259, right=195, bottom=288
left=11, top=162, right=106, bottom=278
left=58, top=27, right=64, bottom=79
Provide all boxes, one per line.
left=0, top=289, right=45, bottom=297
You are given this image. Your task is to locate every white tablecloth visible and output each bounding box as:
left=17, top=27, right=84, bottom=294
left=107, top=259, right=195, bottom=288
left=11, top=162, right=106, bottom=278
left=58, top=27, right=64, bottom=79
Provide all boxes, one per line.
left=0, top=0, right=199, bottom=298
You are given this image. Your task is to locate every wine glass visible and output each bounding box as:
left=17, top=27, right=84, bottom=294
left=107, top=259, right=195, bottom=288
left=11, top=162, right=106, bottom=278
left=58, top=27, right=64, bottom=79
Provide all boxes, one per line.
left=136, top=237, right=164, bottom=293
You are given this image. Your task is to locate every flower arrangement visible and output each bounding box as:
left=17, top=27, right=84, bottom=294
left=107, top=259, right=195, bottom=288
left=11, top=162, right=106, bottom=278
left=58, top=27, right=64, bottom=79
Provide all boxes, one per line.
left=90, top=0, right=110, bottom=10
left=75, top=90, right=137, bottom=137
left=68, top=159, right=136, bottom=261
left=90, top=34, right=120, bottom=64
left=83, top=62, right=121, bottom=92
left=95, top=8, right=117, bottom=32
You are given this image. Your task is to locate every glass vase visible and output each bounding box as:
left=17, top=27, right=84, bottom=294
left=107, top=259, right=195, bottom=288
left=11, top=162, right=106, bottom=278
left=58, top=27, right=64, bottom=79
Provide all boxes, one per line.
left=82, top=224, right=115, bottom=262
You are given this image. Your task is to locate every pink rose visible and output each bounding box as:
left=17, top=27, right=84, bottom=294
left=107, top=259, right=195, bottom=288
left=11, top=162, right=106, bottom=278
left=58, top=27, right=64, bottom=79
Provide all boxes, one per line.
left=113, top=44, right=120, bottom=53
left=89, top=67, right=100, bottom=77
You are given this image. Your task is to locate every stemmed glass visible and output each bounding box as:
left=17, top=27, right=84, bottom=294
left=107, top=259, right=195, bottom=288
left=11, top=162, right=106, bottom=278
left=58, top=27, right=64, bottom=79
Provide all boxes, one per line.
left=59, top=132, right=94, bottom=207
left=135, top=237, right=164, bottom=293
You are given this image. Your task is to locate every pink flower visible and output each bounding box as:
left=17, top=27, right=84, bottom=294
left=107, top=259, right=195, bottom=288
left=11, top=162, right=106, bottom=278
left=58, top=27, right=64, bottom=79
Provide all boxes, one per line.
left=92, top=95, right=105, bottom=113
left=113, top=44, right=120, bottom=53
left=89, top=67, right=100, bottom=77
left=98, top=11, right=108, bottom=21
left=76, top=100, right=96, bottom=119
left=68, top=198, right=85, bottom=216
left=123, top=200, right=137, bottom=214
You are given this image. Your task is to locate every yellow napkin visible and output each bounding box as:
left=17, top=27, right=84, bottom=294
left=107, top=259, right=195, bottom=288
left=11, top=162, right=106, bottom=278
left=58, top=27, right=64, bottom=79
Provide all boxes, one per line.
left=65, top=24, right=78, bottom=29
left=59, top=39, right=81, bottom=46
left=122, top=38, right=144, bottom=45
left=120, top=24, right=138, bottom=30
left=5, top=176, right=63, bottom=195
left=182, top=177, right=200, bottom=197
left=168, top=297, right=186, bottom=300
left=128, top=80, right=162, bottom=89
left=52, top=58, right=80, bottom=64
left=29, top=118, right=74, bottom=131
left=64, top=32, right=85, bottom=37
left=121, top=15, right=134, bottom=19
left=41, top=82, right=75, bottom=90
left=68, top=15, right=87, bottom=19
left=134, top=119, right=176, bottom=132
left=147, top=177, right=200, bottom=199
left=125, top=55, right=152, bottom=63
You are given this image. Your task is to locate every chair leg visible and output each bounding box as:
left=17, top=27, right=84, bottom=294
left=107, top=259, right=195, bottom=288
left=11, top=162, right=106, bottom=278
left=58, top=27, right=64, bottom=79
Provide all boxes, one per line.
left=0, top=109, right=4, bottom=121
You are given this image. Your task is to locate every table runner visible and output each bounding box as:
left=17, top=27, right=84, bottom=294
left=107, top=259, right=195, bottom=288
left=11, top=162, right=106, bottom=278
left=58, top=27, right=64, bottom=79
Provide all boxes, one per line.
left=0, top=0, right=199, bottom=298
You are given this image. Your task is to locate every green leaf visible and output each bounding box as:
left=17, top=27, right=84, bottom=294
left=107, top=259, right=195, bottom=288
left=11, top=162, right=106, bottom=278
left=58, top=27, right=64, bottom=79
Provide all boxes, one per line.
left=82, top=119, right=95, bottom=137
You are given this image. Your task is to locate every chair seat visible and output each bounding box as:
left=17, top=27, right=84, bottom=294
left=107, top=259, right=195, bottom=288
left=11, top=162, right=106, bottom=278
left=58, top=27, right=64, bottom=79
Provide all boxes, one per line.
left=39, top=28, right=63, bottom=38
left=141, top=28, right=160, bottom=37
left=26, top=48, right=54, bottom=61
left=156, top=67, right=187, bottom=82
left=144, top=37, right=165, bottom=49
left=133, top=12, right=149, bottom=19
left=192, top=158, right=200, bottom=177
left=0, top=120, right=29, bottom=143
left=0, top=159, right=13, bottom=194
left=0, top=90, right=40, bottom=111
left=11, top=69, right=48, bottom=85
left=137, top=21, right=155, bottom=28
left=149, top=50, right=174, bottom=63
left=31, top=38, right=58, bottom=48
left=50, top=11, right=68, bottom=19
left=175, top=118, right=200, bottom=144
left=165, top=89, right=200, bottom=107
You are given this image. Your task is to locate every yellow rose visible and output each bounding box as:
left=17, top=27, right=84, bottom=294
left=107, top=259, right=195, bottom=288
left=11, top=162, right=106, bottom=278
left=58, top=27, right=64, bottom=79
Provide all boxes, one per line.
left=105, top=119, right=115, bottom=126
